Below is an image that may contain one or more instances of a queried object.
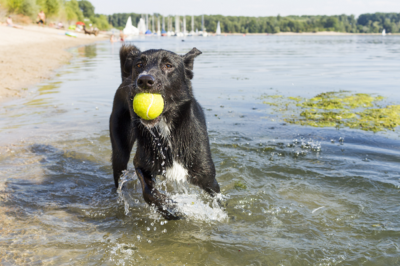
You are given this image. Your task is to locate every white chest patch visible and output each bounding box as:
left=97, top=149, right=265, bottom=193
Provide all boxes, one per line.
left=155, top=118, right=187, bottom=182
left=156, top=117, right=170, bottom=140
left=165, top=160, right=188, bottom=183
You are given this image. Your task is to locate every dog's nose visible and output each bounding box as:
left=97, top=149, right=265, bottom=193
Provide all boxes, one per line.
left=137, top=75, right=155, bottom=89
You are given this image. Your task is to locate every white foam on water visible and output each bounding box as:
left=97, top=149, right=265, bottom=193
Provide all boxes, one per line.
left=117, top=171, right=228, bottom=222
left=170, top=192, right=228, bottom=222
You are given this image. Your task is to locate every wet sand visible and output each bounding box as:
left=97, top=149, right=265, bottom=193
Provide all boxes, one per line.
left=0, top=25, right=108, bottom=103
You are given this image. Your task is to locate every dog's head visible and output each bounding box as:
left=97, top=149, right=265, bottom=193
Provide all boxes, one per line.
left=120, top=45, right=202, bottom=127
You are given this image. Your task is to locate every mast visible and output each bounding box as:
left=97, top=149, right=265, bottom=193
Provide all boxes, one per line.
left=152, top=15, right=155, bottom=33
left=191, top=15, right=194, bottom=32
left=183, top=16, right=186, bottom=34
left=202, top=15, right=204, bottom=32
left=162, top=16, right=165, bottom=31
left=146, top=14, right=149, bottom=31
left=157, top=16, right=161, bottom=34
left=175, top=15, right=180, bottom=33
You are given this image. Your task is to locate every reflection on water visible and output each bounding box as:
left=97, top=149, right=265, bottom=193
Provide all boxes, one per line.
left=1, top=36, right=400, bottom=265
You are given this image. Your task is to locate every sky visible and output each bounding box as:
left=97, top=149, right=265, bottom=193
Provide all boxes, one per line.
left=91, top=0, right=400, bottom=17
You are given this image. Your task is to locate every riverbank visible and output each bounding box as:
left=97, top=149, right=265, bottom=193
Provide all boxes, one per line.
left=0, top=25, right=108, bottom=103
left=221, top=31, right=396, bottom=36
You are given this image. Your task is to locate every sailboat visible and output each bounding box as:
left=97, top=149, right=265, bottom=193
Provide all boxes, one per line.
left=216, top=21, right=221, bottom=35
left=151, top=15, right=155, bottom=35
left=161, top=16, right=167, bottom=36
left=123, top=16, right=139, bottom=38
left=145, top=14, right=152, bottom=35
left=174, top=15, right=184, bottom=37
left=137, top=18, right=146, bottom=34
left=167, top=16, right=173, bottom=36
left=183, top=16, right=187, bottom=36
left=382, top=29, right=386, bottom=36
left=198, top=15, right=207, bottom=37
left=157, top=17, right=161, bottom=35
left=188, top=15, right=195, bottom=36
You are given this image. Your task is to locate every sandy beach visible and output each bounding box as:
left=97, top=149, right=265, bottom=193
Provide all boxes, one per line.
left=0, top=25, right=108, bottom=103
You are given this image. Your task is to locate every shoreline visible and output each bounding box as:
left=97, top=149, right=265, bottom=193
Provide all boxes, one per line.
left=217, top=31, right=398, bottom=36
left=0, top=25, right=108, bottom=104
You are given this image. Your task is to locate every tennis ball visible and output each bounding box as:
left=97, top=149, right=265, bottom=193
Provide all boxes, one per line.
left=133, top=93, right=164, bottom=120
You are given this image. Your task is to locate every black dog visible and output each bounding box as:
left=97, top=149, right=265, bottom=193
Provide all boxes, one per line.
left=110, top=45, right=220, bottom=219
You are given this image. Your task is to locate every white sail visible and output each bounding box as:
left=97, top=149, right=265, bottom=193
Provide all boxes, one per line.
left=123, top=16, right=139, bottom=36
left=382, top=29, right=386, bottom=36
left=137, top=18, right=146, bottom=34
left=216, top=21, right=221, bottom=35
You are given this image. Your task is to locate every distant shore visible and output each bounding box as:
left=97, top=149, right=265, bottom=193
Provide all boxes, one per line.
left=0, top=25, right=108, bottom=104
left=220, top=31, right=398, bottom=36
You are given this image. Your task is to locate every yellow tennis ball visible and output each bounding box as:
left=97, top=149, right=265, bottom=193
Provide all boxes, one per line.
left=133, top=93, right=164, bottom=120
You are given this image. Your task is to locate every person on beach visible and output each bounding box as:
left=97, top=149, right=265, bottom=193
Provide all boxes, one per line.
left=6, top=16, right=22, bottom=29
left=120, top=31, right=126, bottom=42
left=37, top=10, right=46, bottom=26
left=110, top=34, right=119, bottom=43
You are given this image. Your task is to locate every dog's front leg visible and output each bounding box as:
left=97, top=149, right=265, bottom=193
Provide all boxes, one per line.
left=135, top=168, right=181, bottom=220
left=110, top=91, right=135, bottom=188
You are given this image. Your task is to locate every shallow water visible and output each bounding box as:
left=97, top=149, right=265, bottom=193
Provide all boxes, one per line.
left=1, top=36, right=400, bottom=265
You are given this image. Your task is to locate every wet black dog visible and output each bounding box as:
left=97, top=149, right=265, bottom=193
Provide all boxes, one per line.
left=110, top=45, right=220, bottom=219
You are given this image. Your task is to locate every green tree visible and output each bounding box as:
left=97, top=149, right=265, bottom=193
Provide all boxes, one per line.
left=78, top=0, right=94, bottom=18
left=65, top=0, right=83, bottom=22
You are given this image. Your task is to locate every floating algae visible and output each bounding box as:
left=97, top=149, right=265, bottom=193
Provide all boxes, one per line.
left=234, top=181, right=247, bottom=190
left=260, top=91, right=400, bottom=132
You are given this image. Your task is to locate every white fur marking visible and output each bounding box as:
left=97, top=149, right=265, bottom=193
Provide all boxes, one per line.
left=157, top=118, right=170, bottom=140
left=165, top=161, right=188, bottom=183
left=146, top=94, right=154, bottom=119
left=138, top=71, right=148, bottom=78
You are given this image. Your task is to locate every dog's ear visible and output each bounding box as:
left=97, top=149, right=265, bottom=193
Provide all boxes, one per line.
left=182, top=47, right=202, bottom=79
left=120, top=45, right=140, bottom=81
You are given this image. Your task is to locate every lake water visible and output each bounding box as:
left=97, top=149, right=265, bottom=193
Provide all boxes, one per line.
left=1, top=35, right=400, bottom=265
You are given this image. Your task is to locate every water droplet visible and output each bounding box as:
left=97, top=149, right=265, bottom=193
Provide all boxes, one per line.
left=154, top=227, right=157, bottom=231
left=162, top=229, right=167, bottom=233
left=147, top=227, right=150, bottom=231
left=147, top=240, right=152, bottom=243
left=137, top=235, right=141, bottom=240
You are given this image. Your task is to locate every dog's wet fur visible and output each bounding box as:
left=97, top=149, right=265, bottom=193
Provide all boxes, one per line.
left=110, top=45, right=220, bottom=219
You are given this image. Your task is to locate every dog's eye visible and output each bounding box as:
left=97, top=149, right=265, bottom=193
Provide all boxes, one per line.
left=136, top=63, right=143, bottom=68
left=165, top=64, right=172, bottom=69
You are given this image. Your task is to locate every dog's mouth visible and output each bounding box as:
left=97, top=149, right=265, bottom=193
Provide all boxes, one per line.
left=140, top=116, right=162, bottom=128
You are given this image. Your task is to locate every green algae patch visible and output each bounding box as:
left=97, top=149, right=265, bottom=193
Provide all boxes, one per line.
left=234, top=181, right=247, bottom=190
left=261, top=91, right=400, bottom=133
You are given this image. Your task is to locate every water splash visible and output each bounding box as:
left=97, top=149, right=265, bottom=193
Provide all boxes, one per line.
left=117, top=170, right=228, bottom=222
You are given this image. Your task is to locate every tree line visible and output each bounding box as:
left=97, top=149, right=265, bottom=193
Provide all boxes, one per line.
left=2, top=1, right=400, bottom=34
left=108, top=13, right=400, bottom=34
left=1, top=0, right=109, bottom=30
